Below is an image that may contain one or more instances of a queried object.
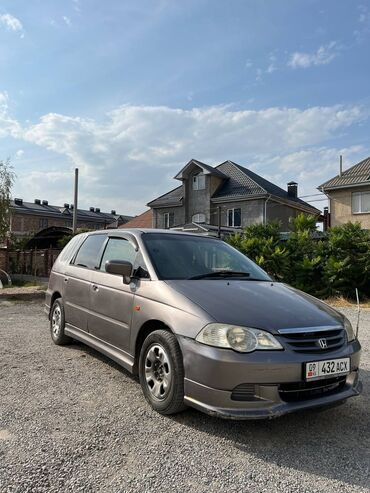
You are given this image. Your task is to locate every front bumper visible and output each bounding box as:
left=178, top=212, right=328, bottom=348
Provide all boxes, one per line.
left=179, top=336, right=362, bottom=419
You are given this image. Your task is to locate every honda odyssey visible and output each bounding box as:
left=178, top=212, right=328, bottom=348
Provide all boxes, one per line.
left=45, top=229, right=362, bottom=419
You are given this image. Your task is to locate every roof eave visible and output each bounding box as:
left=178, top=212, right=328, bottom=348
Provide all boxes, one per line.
left=148, top=201, right=183, bottom=209
left=318, top=181, right=370, bottom=192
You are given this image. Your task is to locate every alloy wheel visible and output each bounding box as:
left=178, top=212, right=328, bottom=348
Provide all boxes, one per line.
left=144, top=344, right=172, bottom=400
left=52, top=305, right=62, bottom=338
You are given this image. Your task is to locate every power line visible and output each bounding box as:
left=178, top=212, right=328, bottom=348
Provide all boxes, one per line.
left=298, top=193, right=326, bottom=198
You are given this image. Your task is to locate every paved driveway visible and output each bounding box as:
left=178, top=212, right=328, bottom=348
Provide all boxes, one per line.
left=0, top=301, right=369, bottom=493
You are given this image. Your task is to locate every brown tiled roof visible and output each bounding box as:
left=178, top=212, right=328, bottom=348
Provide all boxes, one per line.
left=318, top=156, right=370, bottom=190
left=119, top=209, right=153, bottom=229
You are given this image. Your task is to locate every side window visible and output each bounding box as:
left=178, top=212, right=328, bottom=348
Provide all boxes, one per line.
left=163, top=212, right=174, bottom=229
left=227, top=208, right=242, bottom=227
left=100, top=238, right=137, bottom=272
left=192, top=173, right=205, bottom=190
left=192, top=213, right=206, bottom=223
left=73, top=234, right=107, bottom=269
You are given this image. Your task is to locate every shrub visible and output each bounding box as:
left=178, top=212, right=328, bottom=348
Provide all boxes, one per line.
left=226, top=214, right=370, bottom=300
left=323, top=223, right=370, bottom=299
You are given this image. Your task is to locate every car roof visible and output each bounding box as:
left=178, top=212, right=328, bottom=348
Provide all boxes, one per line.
left=86, top=228, right=211, bottom=239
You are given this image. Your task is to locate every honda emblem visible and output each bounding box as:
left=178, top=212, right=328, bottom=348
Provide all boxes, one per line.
left=318, top=338, right=328, bottom=349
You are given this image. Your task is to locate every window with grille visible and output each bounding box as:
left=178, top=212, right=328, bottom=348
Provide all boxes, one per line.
left=192, top=213, right=206, bottom=223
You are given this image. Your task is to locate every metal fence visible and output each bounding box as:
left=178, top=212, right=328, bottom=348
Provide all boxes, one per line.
left=6, top=248, right=61, bottom=277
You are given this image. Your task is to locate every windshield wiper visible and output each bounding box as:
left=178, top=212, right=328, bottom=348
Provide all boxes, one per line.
left=188, top=270, right=251, bottom=280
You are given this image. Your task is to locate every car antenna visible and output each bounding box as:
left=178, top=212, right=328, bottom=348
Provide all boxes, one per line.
left=355, top=288, right=360, bottom=339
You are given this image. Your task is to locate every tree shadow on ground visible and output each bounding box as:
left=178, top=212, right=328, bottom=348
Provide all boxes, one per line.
left=65, top=340, right=369, bottom=489
left=172, top=368, right=370, bottom=490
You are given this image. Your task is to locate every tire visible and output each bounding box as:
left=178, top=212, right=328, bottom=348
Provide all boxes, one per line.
left=139, top=329, right=187, bottom=415
left=50, top=298, right=72, bottom=346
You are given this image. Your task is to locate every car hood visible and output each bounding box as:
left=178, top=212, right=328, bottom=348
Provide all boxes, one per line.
left=165, top=280, right=343, bottom=333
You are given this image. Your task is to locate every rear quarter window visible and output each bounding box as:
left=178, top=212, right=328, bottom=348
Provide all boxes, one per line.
left=58, top=235, right=86, bottom=264
left=73, top=234, right=107, bottom=269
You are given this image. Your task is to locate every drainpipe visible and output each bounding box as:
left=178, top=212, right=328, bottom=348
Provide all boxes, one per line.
left=264, top=195, right=272, bottom=225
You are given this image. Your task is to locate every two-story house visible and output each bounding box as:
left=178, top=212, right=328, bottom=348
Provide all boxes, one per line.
left=318, top=155, right=370, bottom=229
left=147, top=159, right=320, bottom=232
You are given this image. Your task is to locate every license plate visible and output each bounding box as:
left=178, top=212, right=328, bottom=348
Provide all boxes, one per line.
left=305, top=358, right=350, bottom=381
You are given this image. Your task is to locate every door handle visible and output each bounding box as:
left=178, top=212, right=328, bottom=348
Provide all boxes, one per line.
left=92, top=284, right=99, bottom=292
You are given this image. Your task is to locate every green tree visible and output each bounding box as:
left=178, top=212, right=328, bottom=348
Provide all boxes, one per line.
left=285, top=214, right=324, bottom=296
left=0, top=159, right=15, bottom=243
left=227, top=222, right=289, bottom=279
left=323, top=222, right=370, bottom=299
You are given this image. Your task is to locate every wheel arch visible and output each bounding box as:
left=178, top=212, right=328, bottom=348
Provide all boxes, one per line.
left=133, top=319, right=174, bottom=375
left=49, top=291, right=62, bottom=318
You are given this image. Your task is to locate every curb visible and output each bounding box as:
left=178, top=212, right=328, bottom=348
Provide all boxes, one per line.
left=0, top=290, right=46, bottom=302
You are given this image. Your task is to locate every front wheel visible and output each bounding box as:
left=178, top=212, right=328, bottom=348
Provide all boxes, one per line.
left=139, top=330, right=187, bottom=415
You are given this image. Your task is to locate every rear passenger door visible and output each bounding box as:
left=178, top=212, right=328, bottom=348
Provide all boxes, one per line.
left=63, top=234, right=107, bottom=332
left=88, top=236, right=138, bottom=352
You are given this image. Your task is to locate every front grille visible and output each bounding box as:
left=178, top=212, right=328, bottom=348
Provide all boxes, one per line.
left=278, top=326, right=346, bottom=353
left=279, top=376, right=347, bottom=402
left=231, top=384, right=257, bottom=401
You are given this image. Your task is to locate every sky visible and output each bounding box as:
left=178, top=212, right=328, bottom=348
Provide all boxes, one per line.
left=0, top=0, right=370, bottom=215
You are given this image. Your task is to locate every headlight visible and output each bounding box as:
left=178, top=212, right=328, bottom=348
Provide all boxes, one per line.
left=343, top=317, right=355, bottom=342
left=195, top=323, right=283, bottom=353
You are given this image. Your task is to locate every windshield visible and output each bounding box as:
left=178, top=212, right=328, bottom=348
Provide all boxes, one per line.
left=142, top=233, right=272, bottom=281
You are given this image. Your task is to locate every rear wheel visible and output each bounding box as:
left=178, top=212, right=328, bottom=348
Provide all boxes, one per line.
left=139, top=330, right=187, bottom=415
left=50, top=298, right=72, bottom=346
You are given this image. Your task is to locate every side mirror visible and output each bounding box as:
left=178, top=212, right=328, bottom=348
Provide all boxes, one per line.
left=105, top=260, right=133, bottom=284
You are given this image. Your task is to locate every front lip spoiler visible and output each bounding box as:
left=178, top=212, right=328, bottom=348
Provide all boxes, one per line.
left=184, top=379, right=363, bottom=420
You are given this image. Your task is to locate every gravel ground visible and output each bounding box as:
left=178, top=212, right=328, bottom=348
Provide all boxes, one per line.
left=0, top=301, right=369, bottom=493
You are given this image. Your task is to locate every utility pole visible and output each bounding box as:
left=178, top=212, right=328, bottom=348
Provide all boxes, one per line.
left=217, top=206, right=221, bottom=238
left=72, top=168, right=79, bottom=234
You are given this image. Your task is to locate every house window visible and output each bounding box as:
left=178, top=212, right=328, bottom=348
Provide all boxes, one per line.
left=192, top=213, right=206, bottom=223
left=192, top=173, right=205, bottom=191
left=39, top=218, right=48, bottom=229
left=352, top=191, right=370, bottom=213
left=163, top=212, right=174, bottom=229
left=227, top=208, right=241, bottom=227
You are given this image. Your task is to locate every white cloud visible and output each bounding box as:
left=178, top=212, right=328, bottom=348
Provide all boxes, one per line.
left=0, top=91, right=22, bottom=138
left=15, top=149, right=24, bottom=158
left=63, top=16, right=72, bottom=27
left=0, top=13, right=24, bottom=37
left=73, top=0, right=81, bottom=13
left=266, top=53, right=277, bottom=73
left=17, top=103, right=366, bottom=213
left=354, top=4, right=370, bottom=42
left=288, top=41, right=338, bottom=69
left=0, top=92, right=367, bottom=214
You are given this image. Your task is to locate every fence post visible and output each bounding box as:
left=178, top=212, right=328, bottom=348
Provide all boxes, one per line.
left=44, top=247, right=50, bottom=277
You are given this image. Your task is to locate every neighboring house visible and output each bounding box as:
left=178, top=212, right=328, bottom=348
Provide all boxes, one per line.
left=9, top=198, right=133, bottom=247
left=119, top=209, right=153, bottom=229
left=318, top=156, right=370, bottom=229
left=147, top=159, right=320, bottom=233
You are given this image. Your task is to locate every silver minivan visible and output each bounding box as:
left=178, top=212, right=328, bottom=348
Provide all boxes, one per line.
left=45, top=229, right=362, bottom=419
